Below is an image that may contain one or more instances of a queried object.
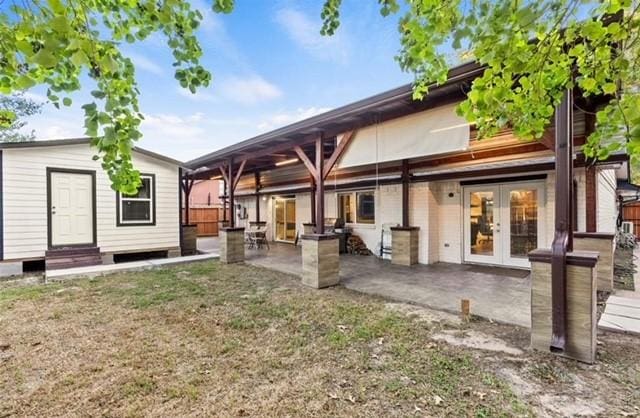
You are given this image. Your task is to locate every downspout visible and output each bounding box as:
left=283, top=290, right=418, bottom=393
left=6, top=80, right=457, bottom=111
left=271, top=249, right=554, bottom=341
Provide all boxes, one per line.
left=550, top=88, right=573, bottom=353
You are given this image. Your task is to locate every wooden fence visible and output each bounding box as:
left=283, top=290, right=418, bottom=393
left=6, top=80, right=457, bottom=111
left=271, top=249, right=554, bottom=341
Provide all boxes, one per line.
left=182, top=207, right=224, bottom=237
left=623, top=203, right=640, bottom=238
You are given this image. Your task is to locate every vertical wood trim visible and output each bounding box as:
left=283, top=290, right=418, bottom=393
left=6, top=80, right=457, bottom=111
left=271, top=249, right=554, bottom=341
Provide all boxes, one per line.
left=315, top=137, right=325, bottom=234
left=585, top=166, right=597, bottom=232
left=255, top=171, right=261, bottom=222
left=401, top=159, right=409, bottom=227
left=310, top=175, right=316, bottom=225
left=228, top=160, right=235, bottom=227
left=178, top=167, right=184, bottom=252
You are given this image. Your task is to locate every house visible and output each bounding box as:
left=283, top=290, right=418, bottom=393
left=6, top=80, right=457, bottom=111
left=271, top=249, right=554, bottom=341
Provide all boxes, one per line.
left=186, top=61, right=625, bottom=270
left=0, top=138, right=183, bottom=276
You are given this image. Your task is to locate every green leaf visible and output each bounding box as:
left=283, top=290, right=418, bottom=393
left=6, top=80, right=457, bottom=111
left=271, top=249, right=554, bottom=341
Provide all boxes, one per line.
left=62, top=97, right=72, bottom=106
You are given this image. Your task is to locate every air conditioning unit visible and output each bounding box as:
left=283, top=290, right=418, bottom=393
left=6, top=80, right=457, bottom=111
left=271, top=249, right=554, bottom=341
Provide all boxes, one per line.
left=622, top=221, right=634, bottom=235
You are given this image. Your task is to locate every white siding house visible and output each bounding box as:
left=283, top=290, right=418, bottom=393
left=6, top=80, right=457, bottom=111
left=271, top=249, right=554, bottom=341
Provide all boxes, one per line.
left=0, top=139, right=181, bottom=273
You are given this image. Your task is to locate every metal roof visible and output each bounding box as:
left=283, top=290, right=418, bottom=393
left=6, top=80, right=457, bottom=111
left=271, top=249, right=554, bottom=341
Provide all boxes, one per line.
left=0, top=137, right=184, bottom=166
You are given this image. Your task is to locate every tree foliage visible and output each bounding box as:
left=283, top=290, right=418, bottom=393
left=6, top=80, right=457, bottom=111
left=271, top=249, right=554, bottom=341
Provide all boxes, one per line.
left=322, top=0, right=640, bottom=164
left=0, top=0, right=217, bottom=192
left=0, top=93, right=43, bottom=142
left=1, top=0, right=638, bottom=193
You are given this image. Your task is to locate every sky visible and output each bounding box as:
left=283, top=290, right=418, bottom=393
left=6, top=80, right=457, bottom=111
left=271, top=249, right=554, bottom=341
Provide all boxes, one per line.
left=21, top=0, right=413, bottom=162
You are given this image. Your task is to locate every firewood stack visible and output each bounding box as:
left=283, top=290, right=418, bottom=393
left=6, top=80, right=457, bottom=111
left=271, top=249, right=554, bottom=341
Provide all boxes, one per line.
left=347, top=234, right=372, bottom=255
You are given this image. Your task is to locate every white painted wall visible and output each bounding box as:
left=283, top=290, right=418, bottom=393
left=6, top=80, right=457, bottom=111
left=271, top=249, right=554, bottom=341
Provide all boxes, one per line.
left=597, top=168, right=618, bottom=233
left=2, top=144, right=180, bottom=260
left=435, top=181, right=463, bottom=263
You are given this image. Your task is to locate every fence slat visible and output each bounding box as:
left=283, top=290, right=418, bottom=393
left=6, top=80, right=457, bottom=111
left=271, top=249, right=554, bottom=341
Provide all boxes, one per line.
left=623, top=203, right=640, bottom=239
left=182, top=207, right=221, bottom=236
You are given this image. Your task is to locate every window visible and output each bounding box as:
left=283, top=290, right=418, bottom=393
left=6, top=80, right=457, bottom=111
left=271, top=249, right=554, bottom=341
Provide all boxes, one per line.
left=338, top=193, right=354, bottom=223
left=356, top=191, right=375, bottom=224
left=117, top=174, right=155, bottom=225
left=336, top=190, right=375, bottom=225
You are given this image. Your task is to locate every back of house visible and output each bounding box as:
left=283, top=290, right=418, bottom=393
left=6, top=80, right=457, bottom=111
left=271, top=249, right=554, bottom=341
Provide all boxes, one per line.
left=0, top=138, right=182, bottom=275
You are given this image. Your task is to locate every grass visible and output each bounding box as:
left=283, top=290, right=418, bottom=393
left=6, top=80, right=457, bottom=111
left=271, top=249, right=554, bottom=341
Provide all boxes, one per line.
left=1, top=260, right=638, bottom=416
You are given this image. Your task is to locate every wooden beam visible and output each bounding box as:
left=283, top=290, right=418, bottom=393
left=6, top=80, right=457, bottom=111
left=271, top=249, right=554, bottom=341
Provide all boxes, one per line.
left=315, top=137, right=325, bottom=234
left=401, top=159, right=410, bottom=227
left=219, top=165, right=229, bottom=185
left=310, top=175, right=316, bottom=225
left=255, top=171, right=261, bottom=223
left=228, top=161, right=235, bottom=228
left=323, top=130, right=356, bottom=180
left=232, top=159, right=247, bottom=191
left=294, top=146, right=318, bottom=181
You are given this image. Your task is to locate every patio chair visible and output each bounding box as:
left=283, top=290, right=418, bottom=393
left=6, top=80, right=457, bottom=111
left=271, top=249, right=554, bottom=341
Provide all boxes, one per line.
left=380, top=223, right=397, bottom=258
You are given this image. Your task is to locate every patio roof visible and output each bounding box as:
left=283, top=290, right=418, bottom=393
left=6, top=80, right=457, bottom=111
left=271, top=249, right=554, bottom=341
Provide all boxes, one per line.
left=186, top=61, right=485, bottom=179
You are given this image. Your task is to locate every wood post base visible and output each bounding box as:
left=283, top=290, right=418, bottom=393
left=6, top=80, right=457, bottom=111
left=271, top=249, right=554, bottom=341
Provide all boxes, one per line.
left=220, top=227, right=245, bottom=264
left=390, top=227, right=420, bottom=266
left=301, top=234, right=339, bottom=288
left=529, top=249, right=599, bottom=363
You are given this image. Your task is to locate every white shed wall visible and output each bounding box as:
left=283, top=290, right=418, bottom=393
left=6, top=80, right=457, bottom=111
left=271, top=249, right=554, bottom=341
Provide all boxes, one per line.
left=2, top=144, right=179, bottom=260
left=597, top=168, right=618, bottom=233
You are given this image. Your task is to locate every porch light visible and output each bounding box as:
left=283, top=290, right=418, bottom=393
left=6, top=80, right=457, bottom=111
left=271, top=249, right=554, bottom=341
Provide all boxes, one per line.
left=275, top=158, right=299, bottom=166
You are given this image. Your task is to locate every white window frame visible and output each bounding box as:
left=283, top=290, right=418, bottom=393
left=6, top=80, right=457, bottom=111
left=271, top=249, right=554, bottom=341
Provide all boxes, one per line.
left=118, top=174, right=155, bottom=225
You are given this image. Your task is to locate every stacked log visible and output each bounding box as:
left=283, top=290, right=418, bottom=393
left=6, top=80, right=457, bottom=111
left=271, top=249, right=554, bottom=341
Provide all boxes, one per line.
left=347, top=234, right=372, bottom=255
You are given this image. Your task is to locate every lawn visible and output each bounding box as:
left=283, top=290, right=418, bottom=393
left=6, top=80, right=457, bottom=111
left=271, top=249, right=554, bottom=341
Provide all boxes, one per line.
left=1, top=261, right=638, bottom=417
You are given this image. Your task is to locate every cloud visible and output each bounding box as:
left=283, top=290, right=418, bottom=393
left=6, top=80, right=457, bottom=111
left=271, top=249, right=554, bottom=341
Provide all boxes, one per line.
left=274, top=8, right=350, bottom=63
left=176, top=87, right=219, bottom=103
left=126, top=51, right=164, bottom=76
left=219, top=75, right=283, bottom=105
left=257, top=106, right=332, bottom=131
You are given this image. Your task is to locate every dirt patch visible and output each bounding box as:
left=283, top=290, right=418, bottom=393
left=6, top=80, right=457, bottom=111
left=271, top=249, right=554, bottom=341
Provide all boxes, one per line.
left=614, top=248, right=636, bottom=291
left=1, top=261, right=638, bottom=417
left=431, top=330, right=523, bottom=355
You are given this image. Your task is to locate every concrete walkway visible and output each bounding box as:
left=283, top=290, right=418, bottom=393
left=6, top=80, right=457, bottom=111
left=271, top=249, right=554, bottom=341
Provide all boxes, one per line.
left=197, top=237, right=219, bottom=255
left=46, top=253, right=217, bottom=281
left=599, top=248, right=640, bottom=335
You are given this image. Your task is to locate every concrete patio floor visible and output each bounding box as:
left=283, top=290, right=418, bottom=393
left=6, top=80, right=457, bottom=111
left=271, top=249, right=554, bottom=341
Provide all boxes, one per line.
left=238, top=241, right=532, bottom=327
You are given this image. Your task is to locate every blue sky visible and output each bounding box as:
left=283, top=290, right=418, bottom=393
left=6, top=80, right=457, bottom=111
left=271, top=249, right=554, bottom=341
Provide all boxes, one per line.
left=23, top=1, right=413, bottom=161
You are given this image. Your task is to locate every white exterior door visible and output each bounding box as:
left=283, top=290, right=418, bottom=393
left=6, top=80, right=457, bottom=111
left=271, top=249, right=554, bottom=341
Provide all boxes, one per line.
left=463, top=181, right=545, bottom=268
left=50, top=171, right=94, bottom=247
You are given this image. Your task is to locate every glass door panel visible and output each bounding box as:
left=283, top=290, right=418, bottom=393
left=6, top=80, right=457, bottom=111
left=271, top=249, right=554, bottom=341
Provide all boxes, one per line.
left=285, top=200, right=296, bottom=241
left=275, top=200, right=285, bottom=241
left=464, top=186, right=501, bottom=265
left=502, top=184, right=544, bottom=268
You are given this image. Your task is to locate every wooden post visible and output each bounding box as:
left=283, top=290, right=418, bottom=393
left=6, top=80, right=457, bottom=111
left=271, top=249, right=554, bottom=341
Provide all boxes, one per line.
left=315, top=136, right=325, bottom=234
left=181, top=174, right=194, bottom=225
left=255, top=171, right=261, bottom=222
left=401, top=159, right=410, bottom=228
left=310, top=174, right=316, bottom=225
left=550, top=88, right=573, bottom=353
left=222, top=179, right=227, bottom=222
left=228, top=160, right=235, bottom=228
left=461, top=299, right=470, bottom=322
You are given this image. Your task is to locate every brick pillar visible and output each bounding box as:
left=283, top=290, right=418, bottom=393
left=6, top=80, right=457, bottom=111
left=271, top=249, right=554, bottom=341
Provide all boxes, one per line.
left=220, top=227, right=245, bottom=264
left=301, top=234, right=339, bottom=288
left=573, top=232, right=615, bottom=293
left=529, top=249, right=599, bottom=363
left=390, top=227, right=419, bottom=266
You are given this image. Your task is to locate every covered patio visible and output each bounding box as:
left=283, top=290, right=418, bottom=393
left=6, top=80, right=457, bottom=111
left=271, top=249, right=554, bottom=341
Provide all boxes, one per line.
left=239, top=241, right=531, bottom=327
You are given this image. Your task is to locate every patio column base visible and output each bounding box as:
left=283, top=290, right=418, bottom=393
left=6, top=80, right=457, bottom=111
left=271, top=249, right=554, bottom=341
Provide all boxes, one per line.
left=301, top=234, right=339, bottom=288
left=302, top=223, right=316, bottom=235
left=181, top=224, right=198, bottom=256
left=390, top=227, right=419, bottom=266
left=573, top=232, right=615, bottom=293
left=220, top=227, right=245, bottom=264
left=528, top=249, right=599, bottom=364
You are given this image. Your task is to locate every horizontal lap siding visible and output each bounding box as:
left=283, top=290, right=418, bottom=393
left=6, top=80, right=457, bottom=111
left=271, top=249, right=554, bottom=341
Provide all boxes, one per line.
left=597, top=168, right=617, bottom=233
left=3, top=144, right=179, bottom=260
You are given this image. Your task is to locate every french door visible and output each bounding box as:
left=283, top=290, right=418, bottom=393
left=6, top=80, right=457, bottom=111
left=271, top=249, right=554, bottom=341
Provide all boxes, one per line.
left=274, top=198, right=296, bottom=243
left=463, top=182, right=545, bottom=268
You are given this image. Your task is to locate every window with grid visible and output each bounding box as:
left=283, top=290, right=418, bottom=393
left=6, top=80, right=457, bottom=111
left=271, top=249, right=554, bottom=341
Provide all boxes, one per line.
left=118, top=174, right=155, bottom=225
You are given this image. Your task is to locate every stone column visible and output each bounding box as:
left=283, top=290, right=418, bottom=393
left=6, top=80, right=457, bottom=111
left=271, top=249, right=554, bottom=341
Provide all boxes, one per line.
left=529, top=249, right=599, bottom=364
left=301, top=234, right=339, bottom=288
left=573, top=232, right=615, bottom=293
left=220, top=227, right=245, bottom=264
left=390, top=227, right=420, bottom=266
